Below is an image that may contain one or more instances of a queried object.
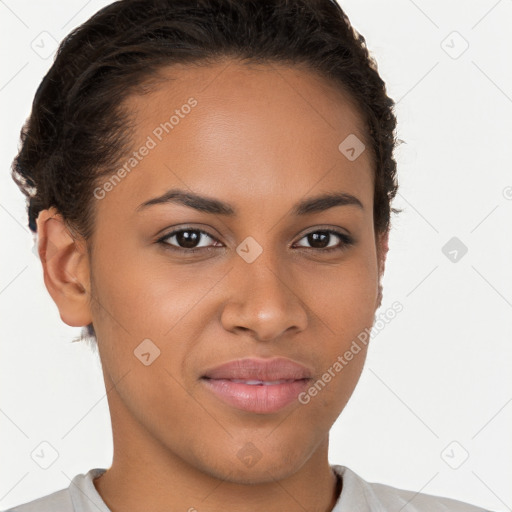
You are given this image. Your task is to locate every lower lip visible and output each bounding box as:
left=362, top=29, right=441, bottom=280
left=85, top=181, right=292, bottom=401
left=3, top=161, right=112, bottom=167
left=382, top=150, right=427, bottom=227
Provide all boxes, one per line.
left=201, top=378, right=311, bottom=414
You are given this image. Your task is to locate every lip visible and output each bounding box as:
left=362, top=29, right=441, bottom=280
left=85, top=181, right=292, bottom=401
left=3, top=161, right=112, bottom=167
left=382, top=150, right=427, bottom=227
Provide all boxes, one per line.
left=201, top=357, right=313, bottom=414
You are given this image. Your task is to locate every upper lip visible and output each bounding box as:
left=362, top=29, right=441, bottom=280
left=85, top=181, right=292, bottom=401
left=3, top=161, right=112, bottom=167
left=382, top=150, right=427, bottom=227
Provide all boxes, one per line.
left=202, top=357, right=314, bottom=381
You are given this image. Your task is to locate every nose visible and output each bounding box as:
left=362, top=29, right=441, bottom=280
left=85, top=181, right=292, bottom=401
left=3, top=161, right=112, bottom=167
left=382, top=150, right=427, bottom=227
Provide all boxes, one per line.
left=220, top=251, right=309, bottom=342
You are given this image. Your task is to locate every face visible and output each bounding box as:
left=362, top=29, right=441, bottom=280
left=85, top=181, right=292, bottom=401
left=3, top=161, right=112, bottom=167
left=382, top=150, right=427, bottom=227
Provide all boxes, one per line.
left=41, top=60, right=387, bottom=484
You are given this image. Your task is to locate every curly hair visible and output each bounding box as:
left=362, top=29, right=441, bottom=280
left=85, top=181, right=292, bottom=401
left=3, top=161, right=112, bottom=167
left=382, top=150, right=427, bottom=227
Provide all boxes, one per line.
left=11, top=0, right=402, bottom=346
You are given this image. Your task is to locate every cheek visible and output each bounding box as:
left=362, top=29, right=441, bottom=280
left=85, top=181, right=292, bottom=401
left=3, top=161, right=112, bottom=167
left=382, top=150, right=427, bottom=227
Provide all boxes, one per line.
left=296, top=251, right=377, bottom=403
left=91, top=243, right=209, bottom=337
left=88, top=251, right=211, bottom=439
left=89, top=247, right=225, bottom=400
left=299, top=252, right=379, bottom=336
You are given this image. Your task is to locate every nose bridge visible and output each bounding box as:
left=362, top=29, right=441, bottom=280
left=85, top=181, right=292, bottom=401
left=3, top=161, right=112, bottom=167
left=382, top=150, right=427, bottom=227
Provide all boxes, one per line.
left=221, top=235, right=308, bottom=341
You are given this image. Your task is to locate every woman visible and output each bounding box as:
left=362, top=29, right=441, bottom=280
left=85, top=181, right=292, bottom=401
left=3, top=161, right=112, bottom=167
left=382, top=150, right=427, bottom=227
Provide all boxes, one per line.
left=5, top=0, right=493, bottom=510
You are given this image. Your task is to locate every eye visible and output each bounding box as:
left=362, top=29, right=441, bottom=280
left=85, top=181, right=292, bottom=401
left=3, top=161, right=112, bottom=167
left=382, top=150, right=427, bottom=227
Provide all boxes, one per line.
left=293, top=229, right=354, bottom=253
left=157, top=227, right=221, bottom=253
left=157, top=227, right=354, bottom=255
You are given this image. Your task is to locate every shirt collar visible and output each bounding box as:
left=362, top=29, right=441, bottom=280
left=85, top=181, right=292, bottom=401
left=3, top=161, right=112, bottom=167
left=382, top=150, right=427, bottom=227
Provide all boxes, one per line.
left=70, top=465, right=372, bottom=512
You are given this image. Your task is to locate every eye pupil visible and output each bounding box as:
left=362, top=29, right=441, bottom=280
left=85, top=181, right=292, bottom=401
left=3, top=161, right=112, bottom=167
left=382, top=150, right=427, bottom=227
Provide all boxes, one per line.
left=177, top=230, right=200, bottom=248
left=308, top=231, right=329, bottom=248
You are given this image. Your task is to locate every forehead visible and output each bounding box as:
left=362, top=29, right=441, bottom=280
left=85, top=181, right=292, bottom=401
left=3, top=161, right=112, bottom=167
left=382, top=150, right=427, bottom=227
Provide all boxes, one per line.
left=96, top=60, right=373, bottom=218
left=131, top=59, right=369, bottom=148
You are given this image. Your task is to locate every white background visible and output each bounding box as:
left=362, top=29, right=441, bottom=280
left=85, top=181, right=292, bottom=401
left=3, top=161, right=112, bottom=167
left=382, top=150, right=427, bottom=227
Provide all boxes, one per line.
left=1, top=1, right=511, bottom=510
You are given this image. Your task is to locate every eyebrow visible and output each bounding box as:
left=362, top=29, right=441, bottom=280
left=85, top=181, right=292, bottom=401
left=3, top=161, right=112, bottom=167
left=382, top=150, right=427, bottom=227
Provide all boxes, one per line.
left=136, top=188, right=364, bottom=216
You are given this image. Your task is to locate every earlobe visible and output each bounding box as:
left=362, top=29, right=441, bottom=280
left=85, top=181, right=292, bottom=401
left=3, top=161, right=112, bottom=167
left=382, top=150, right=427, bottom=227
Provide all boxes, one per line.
left=35, top=207, right=93, bottom=328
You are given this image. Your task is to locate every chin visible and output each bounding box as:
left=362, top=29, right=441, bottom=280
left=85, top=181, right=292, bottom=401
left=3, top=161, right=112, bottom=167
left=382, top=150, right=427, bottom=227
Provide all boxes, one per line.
left=206, top=460, right=302, bottom=485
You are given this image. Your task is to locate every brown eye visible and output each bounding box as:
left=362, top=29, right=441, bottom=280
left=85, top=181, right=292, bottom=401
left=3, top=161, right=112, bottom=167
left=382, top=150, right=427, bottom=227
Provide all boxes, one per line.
left=159, top=228, right=221, bottom=252
left=294, top=230, right=354, bottom=253
left=157, top=227, right=354, bottom=255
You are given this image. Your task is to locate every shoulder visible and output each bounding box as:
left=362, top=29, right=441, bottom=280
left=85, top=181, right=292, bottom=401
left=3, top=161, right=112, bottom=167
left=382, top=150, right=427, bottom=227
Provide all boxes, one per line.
left=331, top=465, right=492, bottom=512
left=1, top=468, right=108, bottom=512
left=1, top=488, right=73, bottom=512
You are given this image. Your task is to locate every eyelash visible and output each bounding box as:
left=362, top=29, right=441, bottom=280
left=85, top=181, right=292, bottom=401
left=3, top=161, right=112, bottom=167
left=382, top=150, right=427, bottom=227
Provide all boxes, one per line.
left=156, top=227, right=354, bottom=255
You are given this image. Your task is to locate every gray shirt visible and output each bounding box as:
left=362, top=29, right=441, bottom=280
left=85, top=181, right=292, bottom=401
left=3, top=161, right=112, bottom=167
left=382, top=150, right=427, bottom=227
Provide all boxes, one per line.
left=2, top=465, right=490, bottom=512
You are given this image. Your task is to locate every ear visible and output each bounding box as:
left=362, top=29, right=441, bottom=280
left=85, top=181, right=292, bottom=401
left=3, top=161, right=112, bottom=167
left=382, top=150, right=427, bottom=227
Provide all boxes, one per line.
left=35, top=207, right=93, bottom=328
left=375, top=228, right=390, bottom=310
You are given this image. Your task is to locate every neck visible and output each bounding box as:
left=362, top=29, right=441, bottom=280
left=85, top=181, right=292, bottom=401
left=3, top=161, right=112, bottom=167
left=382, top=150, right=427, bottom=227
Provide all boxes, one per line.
left=94, top=425, right=341, bottom=512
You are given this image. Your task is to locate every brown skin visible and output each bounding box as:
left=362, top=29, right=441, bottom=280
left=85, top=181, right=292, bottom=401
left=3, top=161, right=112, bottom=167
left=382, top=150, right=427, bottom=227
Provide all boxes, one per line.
left=36, top=60, right=389, bottom=512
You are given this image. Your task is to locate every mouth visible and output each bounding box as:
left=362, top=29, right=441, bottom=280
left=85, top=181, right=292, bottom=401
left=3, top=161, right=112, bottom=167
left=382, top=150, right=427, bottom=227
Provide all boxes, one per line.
left=200, top=357, right=313, bottom=414
left=225, top=379, right=301, bottom=385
